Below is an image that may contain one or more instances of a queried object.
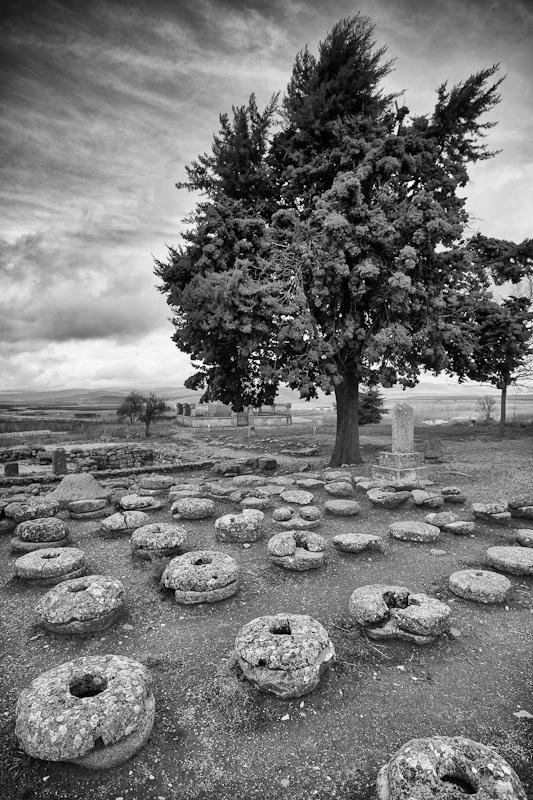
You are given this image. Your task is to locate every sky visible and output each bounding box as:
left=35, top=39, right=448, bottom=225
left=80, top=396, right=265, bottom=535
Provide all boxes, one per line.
left=1, top=0, right=532, bottom=391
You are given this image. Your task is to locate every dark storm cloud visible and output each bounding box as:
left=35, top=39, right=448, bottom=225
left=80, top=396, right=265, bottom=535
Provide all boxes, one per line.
left=0, top=0, right=531, bottom=387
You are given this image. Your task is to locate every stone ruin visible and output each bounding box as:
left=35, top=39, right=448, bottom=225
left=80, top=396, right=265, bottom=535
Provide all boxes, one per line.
left=372, top=402, right=429, bottom=482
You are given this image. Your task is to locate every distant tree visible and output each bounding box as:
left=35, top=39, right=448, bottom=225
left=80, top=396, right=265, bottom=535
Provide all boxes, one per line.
left=476, top=395, right=497, bottom=422
left=467, top=296, right=532, bottom=433
left=138, top=393, right=169, bottom=437
left=117, top=391, right=145, bottom=426
left=358, top=388, right=386, bottom=425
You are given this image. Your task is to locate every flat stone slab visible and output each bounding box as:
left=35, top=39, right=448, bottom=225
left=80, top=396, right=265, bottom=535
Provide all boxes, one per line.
left=268, top=531, right=326, bottom=571
left=322, top=471, right=353, bottom=483
left=349, top=584, right=451, bottom=643
left=215, top=509, right=265, bottom=543
left=15, top=547, right=87, bottom=585
left=240, top=496, right=272, bottom=510
left=232, top=475, right=264, bottom=487
left=510, top=506, right=533, bottom=520
left=324, top=481, right=354, bottom=498
left=11, top=534, right=71, bottom=553
left=4, top=497, right=60, bottom=523
left=280, top=489, right=314, bottom=505
left=410, top=490, right=444, bottom=508
left=324, top=499, right=361, bottom=516
left=472, top=503, right=512, bottom=525
left=377, top=736, right=527, bottom=800
left=235, top=613, right=335, bottom=698
left=449, top=569, right=511, bottom=604
left=170, top=498, right=215, bottom=520
left=442, top=520, right=477, bottom=536
left=67, top=498, right=107, bottom=514
left=120, top=494, right=164, bottom=512
left=15, top=517, right=69, bottom=543
left=138, top=475, right=176, bottom=491
left=333, top=533, right=383, bottom=553
left=390, top=521, right=440, bottom=543
left=508, top=495, right=533, bottom=509
left=367, top=489, right=410, bottom=509
left=424, top=512, right=460, bottom=529
left=131, top=523, right=187, bottom=560
left=36, top=575, right=125, bottom=633
left=15, top=654, right=154, bottom=768
left=100, top=511, right=149, bottom=536
left=161, top=551, right=239, bottom=604
left=485, top=546, right=533, bottom=576
left=294, top=478, right=325, bottom=489
left=516, top=529, right=533, bottom=548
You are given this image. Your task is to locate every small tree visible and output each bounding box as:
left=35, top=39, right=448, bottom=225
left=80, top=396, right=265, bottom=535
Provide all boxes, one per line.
left=117, top=391, right=145, bottom=426
left=359, top=388, right=385, bottom=425
left=138, top=393, right=169, bottom=437
left=476, top=395, right=497, bottom=422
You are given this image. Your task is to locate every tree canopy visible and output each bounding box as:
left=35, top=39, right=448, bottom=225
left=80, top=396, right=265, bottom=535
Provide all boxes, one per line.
left=156, top=13, right=531, bottom=465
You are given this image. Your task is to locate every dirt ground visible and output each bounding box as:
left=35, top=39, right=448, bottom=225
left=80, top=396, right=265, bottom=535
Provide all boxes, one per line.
left=0, top=433, right=532, bottom=799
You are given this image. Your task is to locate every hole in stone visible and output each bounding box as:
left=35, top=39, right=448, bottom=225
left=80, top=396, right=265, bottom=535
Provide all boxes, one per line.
left=41, top=553, right=60, bottom=560
left=93, top=736, right=105, bottom=750
left=69, top=674, right=108, bottom=698
left=383, top=592, right=408, bottom=609
left=440, top=775, right=477, bottom=794
left=68, top=584, right=88, bottom=593
left=270, top=620, right=291, bottom=635
left=193, top=557, right=212, bottom=565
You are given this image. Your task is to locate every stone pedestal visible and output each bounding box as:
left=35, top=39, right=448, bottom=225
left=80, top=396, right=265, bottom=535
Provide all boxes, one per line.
left=5, top=461, right=19, bottom=477
left=52, top=448, right=68, bottom=476
left=372, top=402, right=429, bottom=482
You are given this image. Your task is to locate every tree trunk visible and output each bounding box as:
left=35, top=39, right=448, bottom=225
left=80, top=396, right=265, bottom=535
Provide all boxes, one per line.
left=329, top=371, right=362, bottom=466
left=499, top=383, right=507, bottom=436
left=145, top=421, right=151, bottom=437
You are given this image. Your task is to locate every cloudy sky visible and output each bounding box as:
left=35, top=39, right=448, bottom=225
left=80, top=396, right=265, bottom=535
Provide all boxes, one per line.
left=1, top=0, right=532, bottom=390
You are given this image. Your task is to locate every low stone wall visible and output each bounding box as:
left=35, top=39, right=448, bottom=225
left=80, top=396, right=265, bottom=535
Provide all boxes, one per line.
left=0, top=444, right=45, bottom=463
left=67, top=444, right=154, bottom=472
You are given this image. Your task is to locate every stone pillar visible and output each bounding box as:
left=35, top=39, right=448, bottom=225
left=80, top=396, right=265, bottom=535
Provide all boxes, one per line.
left=392, top=403, right=414, bottom=453
left=4, top=461, right=19, bottom=477
left=52, top=448, right=67, bottom=475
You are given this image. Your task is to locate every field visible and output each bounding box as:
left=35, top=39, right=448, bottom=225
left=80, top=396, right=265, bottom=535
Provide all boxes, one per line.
left=0, top=422, right=532, bottom=799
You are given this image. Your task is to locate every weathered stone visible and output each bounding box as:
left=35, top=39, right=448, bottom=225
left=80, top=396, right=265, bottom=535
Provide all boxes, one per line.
left=5, top=461, right=19, bottom=477
left=235, top=613, right=335, bottom=698
left=299, top=505, right=321, bottom=521
left=215, top=509, right=265, bottom=543
left=100, top=511, right=149, bottom=536
left=268, top=530, right=326, bottom=571
left=377, top=736, right=526, bottom=800
left=392, top=403, right=414, bottom=453
left=448, top=569, right=511, bottom=604
left=11, top=535, right=70, bottom=553
left=170, top=497, right=215, bottom=520
left=168, top=485, right=203, bottom=501
left=138, top=475, right=176, bottom=491
left=280, top=489, right=314, bottom=505
left=68, top=498, right=107, bottom=514
left=390, top=521, right=440, bottom=543
left=322, top=470, right=353, bottom=483
left=324, top=481, right=354, bottom=498
left=324, top=499, right=361, bottom=516
left=508, top=495, right=533, bottom=509
left=52, top=448, right=68, bottom=475
left=485, top=546, right=533, bottom=576
left=349, top=584, right=451, bottom=643
left=131, top=523, right=187, bottom=560
left=36, top=575, right=125, bottom=633
left=240, top=496, right=271, bottom=510
left=120, top=493, right=159, bottom=511
left=333, top=533, right=383, bottom=553
left=294, top=478, right=325, bottom=489
left=48, top=473, right=108, bottom=509
left=510, top=505, right=533, bottom=520
left=516, top=529, right=533, bottom=548
left=15, top=547, right=86, bottom=585
left=232, top=475, right=264, bottom=487
left=161, top=550, right=239, bottom=603
left=411, top=489, right=444, bottom=508
left=272, top=506, right=293, bottom=522
left=15, top=654, right=154, bottom=768
left=424, top=511, right=460, bottom=529
left=367, top=489, right=410, bottom=509
left=442, top=520, right=477, bottom=536
left=16, top=517, right=69, bottom=543
left=4, top=497, right=60, bottom=523
left=422, top=438, right=444, bottom=461
left=472, top=502, right=512, bottom=525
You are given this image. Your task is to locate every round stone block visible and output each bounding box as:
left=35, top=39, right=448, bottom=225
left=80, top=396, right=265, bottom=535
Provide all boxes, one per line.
left=377, top=736, right=526, bottom=800
left=390, top=521, right=440, bottom=543
left=131, top=523, right=187, bottom=560
left=15, top=517, right=69, bottom=543
left=67, top=498, right=107, bottom=515
left=448, top=569, right=511, bottom=604
left=240, top=496, right=271, bottom=510
left=15, top=654, right=154, bottom=768
left=168, top=486, right=203, bottom=501
left=272, top=506, right=293, bottom=522
left=235, top=613, right=335, bottom=698
left=4, top=497, right=60, bottom=523
left=280, top=489, right=314, bottom=506
left=11, top=535, right=70, bottom=554
left=15, top=547, right=86, bottom=586
left=161, top=550, right=239, bottom=604
left=367, top=490, right=410, bottom=509
left=333, top=533, right=383, bottom=553
left=324, top=481, right=354, bottom=498
left=322, top=470, right=352, bottom=483
left=214, top=509, right=265, bottom=543
left=100, top=511, right=149, bottom=537
left=516, top=529, right=533, bottom=548
left=120, top=494, right=161, bottom=512
left=411, top=490, right=444, bottom=508
left=232, top=475, right=263, bottom=487
left=485, top=546, right=533, bottom=576
left=138, top=475, right=176, bottom=491
left=324, top=499, right=361, bottom=516
left=36, top=575, right=125, bottom=633
left=424, top=512, right=460, bottom=529
left=268, top=530, right=326, bottom=571
left=170, top=497, right=215, bottom=520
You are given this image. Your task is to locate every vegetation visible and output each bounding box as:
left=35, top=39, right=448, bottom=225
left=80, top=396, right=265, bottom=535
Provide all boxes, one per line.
left=116, top=391, right=169, bottom=436
left=117, top=391, right=145, bottom=425
left=476, top=395, right=497, bottom=421
left=358, top=388, right=386, bottom=425
left=156, top=14, right=532, bottom=465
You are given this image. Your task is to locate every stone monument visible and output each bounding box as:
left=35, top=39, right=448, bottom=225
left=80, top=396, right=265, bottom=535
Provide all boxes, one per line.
left=5, top=461, right=19, bottom=477
left=372, top=403, right=429, bottom=482
left=52, top=448, right=68, bottom=476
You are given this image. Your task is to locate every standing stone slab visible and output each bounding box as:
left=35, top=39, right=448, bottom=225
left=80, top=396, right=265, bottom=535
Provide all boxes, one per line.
left=52, top=448, right=68, bottom=476
left=392, top=403, right=414, bottom=453
left=372, top=403, right=428, bottom=482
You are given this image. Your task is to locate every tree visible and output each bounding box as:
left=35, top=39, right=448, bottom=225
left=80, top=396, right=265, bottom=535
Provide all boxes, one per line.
left=156, top=14, right=509, bottom=466
left=476, top=395, right=497, bottom=421
left=138, top=393, right=169, bottom=437
left=117, top=391, right=145, bottom=426
left=359, top=388, right=386, bottom=425
left=467, top=296, right=532, bottom=433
